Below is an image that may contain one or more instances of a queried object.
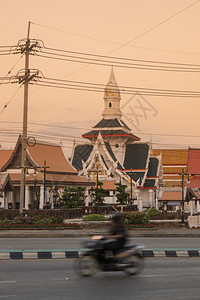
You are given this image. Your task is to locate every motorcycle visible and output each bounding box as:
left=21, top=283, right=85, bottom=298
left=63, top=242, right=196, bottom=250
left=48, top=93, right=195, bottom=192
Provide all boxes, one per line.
left=74, top=235, right=144, bottom=277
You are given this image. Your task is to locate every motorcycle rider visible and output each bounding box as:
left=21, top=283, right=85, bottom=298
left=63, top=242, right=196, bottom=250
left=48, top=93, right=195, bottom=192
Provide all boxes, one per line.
left=103, top=212, right=127, bottom=255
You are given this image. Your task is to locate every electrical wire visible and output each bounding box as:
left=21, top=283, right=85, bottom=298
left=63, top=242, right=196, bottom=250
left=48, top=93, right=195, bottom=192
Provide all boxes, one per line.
left=0, top=54, right=24, bottom=86
left=1, top=120, right=199, bottom=142
left=30, top=75, right=200, bottom=98
left=31, top=0, right=200, bottom=57
left=0, top=85, right=23, bottom=114
left=1, top=125, right=200, bottom=158
left=35, top=50, right=200, bottom=73
left=41, top=47, right=200, bottom=68
left=108, top=0, right=200, bottom=55
left=28, top=0, right=200, bottom=95
left=41, top=76, right=200, bottom=94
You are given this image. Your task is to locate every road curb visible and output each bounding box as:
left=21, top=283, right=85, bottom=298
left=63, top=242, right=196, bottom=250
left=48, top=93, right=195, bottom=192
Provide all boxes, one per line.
left=1, top=249, right=200, bottom=260
left=1, top=232, right=200, bottom=238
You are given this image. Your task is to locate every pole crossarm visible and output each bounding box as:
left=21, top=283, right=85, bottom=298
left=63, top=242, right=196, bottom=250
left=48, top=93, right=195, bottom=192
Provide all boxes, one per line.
left=18, top=69, right=40, bottom=84
left=16, top=38, right=42, bottom=55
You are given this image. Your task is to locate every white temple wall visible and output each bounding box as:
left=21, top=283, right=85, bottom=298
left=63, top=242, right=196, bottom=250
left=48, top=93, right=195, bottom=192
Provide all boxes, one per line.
left=141, top=190, right=152, bottom=208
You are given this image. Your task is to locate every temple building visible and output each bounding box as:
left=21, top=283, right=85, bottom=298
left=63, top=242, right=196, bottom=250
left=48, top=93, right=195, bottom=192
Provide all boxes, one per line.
left=71, top=68, right=163, bottom=210
left=0, top=136, right=94, bottom=210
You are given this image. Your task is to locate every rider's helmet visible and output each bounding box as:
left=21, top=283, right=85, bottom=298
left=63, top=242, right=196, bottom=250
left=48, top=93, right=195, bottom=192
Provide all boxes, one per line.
left=110, top=212, right=123, bottom=224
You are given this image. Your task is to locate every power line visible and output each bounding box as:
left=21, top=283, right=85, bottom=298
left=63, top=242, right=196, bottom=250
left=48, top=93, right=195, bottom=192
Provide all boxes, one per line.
left=0, top=54, right=24, bottom=86
left=0, top=85, right=23, bottom=114
left=107, top=0, right=200, bottom=55
left=30, top=74, right=200, bottom=97
left=35, top=48, right=200, bottom=72
left=2, top=121, right=200, bottom=140
left=30, top=0, right=200, bottom=82
left=34, top=81, right=200, bottom=97
left=42, top=46, right=200, bottom=68
left=31, top=1, right=200, bottom=57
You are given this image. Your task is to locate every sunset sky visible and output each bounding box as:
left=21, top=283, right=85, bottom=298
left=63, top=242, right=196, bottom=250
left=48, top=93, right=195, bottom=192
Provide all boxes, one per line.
left=1, top=0, right=200, bottom=155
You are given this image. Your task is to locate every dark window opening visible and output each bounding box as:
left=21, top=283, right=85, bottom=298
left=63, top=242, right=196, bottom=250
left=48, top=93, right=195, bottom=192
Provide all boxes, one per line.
left=109, top=102, right=112, bottom=107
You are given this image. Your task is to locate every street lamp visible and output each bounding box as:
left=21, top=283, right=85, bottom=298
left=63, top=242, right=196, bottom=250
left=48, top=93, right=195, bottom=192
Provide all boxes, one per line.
left=179, top=169, right=190, bottom=228
left=181, top=169, right=185, bottom=227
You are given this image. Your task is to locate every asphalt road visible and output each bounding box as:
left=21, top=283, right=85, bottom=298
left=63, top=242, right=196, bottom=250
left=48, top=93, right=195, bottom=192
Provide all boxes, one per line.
left=1, top=258, right=200, bottom=299
left=0, top=237, right=200, bottom=251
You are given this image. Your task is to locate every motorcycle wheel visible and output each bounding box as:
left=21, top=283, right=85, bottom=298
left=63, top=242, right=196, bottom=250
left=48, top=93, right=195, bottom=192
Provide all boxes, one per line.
left=123, top=254, right=144, bottom=276
left=74, top=255, right=99, bottom=277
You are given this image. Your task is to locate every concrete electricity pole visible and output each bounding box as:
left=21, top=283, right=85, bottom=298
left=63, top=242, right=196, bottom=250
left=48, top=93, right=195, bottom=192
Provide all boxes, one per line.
left=19, top=22, right=38, bottom=214
left=19, top=22, right=31, bottom=214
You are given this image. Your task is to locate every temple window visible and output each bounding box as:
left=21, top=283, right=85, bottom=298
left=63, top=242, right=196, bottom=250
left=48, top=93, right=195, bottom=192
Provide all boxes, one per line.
left=109, top=102, right=112, bottom=107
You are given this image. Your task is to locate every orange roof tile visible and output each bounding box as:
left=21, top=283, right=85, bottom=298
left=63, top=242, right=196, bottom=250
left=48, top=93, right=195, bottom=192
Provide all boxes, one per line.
left=164, top=182, right=181, bottom=188
left=27, top=143, right=76, bottom=173
left=153, top=149, right=188, bottom=165
left=101, top=181, right=116, bottom=190
left=9, top=173, right=22, bottom=182
left=161, top=191, right=182, bottom=201
left=9, top=172, right=95, bottom=187
left=163, top=167, right=186, bottom=174
left=187, top=149, right=200, bottom=175
left=190, top=176, right=200, bottom=188
left=0, top=150, right=13, bottom=169
left=47, top=173, right=94, bottom=186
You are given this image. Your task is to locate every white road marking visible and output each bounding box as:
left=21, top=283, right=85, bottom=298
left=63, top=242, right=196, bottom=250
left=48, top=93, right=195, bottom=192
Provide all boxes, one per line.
left=0, top=295, right=17, bottom=298
left=138, top=275, right=168, bottom=278
left=0, top=281, right=17, bottom=284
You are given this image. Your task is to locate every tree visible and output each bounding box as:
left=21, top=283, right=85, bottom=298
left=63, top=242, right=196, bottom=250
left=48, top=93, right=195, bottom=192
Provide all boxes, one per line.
left=115, top=182, right=129, bottom=205
left=61, top=187, right=85, bottom=208
left=90, top=181, right=106, bottom=206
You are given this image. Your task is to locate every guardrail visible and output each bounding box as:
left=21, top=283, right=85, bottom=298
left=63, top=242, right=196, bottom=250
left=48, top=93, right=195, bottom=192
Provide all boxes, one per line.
left=0, top=207, right=188, bottom=220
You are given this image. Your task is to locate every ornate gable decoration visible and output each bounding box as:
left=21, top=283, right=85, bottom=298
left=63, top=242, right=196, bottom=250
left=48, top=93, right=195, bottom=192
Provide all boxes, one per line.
left=1, top=135, right=37, bottom=172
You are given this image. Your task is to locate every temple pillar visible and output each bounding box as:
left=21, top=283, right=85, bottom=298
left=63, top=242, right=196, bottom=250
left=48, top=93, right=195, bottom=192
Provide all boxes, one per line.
left=40, top=185, right=44, bottom=209
left=149, top=189, right=154, bottom=207
left=84, top=188, right=91, bottom=206
left=25, top=186, right=30, bottom=210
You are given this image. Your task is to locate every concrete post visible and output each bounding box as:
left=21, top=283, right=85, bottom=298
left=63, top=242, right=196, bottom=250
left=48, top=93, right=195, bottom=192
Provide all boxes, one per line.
left=2, top=191, right=6, bottom=209
left=155, top=197, right=159, bottom=210
left=149, top=190, right=154, bottom=207
left=40, top=185, right=44, bottom=209
left=25, top=185, right=30, bottom=210
left=190, top=200, right=193, bottom=216
left=138, top=194, right=143, bottom=212
left=197, top=200, right=200, bottom=213
left=163, top=201, right=167, bottom=219
left=84, top=188, right=90, bottom=206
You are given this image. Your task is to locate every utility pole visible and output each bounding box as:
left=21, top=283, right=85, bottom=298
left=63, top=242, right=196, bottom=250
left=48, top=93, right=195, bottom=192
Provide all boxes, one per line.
left=19, top=22, right=39, bottom=214
left=19, top=22, right=31, bottom=214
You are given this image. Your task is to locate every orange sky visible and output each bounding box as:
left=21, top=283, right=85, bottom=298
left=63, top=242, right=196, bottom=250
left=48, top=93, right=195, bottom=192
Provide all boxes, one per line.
left=1, top=0, right=200, bottom=154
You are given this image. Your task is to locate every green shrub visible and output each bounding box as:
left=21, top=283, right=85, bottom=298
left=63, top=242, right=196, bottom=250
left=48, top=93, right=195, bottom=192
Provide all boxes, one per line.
left=144, top=208, right=161, bottom=217
left=167, top=214, right=175, bottom=220
left=12, top=216, right=34, bottom=224
left=0, top=215, right=64, bottom=225
left=83, top=214, right=107, bottom=221
left=61, top=187, right=85, bottom=208
left=123, top=211, right=149, bottom=225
